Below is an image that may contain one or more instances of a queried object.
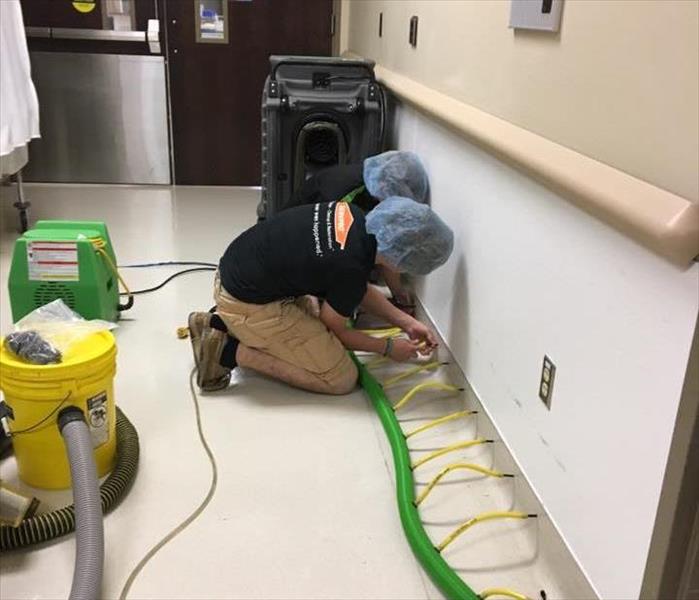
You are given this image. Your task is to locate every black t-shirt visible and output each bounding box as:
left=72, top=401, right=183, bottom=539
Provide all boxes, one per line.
left=219, top=202, right=377, bottom=317
left=291, top=163, right=379, bottom=214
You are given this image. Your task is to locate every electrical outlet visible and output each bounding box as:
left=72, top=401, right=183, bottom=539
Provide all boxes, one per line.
left=539, top=355, right=556, bottom=409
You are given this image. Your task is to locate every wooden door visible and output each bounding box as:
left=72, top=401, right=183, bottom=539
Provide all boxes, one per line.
left=165, top=0, right=333, bottom=185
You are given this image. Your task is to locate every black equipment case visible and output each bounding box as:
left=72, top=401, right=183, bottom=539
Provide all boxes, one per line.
left=258, top=55, right=385, bottom=219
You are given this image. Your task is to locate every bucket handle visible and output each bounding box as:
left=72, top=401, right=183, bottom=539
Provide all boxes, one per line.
left=8, top=391, right=72, bottom=436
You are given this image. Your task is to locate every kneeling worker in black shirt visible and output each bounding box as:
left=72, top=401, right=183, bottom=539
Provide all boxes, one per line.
left=188, top=196, right=454, bottom=394
left=292, top=150, right=429, bottom=311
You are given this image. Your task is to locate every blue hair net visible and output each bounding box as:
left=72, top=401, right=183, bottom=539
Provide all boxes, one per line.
left=366, top=197, right=454, bottom=275
left=363, top=151, right=429, bottom=202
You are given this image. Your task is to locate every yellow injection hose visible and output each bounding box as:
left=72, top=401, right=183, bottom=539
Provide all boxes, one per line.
left=415, top=463, right=512, bottom=506
left=412, top=439, right=493, bottom=470
left=479, top=588, right=531, bottom=600
left=405, top=410, right=477, bottom=439
left=383, top=361, right=443, bottom=388
left=358, top=327, right=403, bottom=338
left=365, top=356, right=390, bottom=369
left=91, top=237, right=134, bottom=309
left=394, top=381, right=463, bottom=412
left=437, top=511, right=537, bottom=552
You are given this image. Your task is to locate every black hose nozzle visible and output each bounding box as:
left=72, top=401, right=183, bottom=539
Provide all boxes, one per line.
left=58, top=406, right=85, bottom=432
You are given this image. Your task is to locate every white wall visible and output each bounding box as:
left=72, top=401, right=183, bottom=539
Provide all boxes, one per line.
left=393, top=103, right=699, bottom=599
left=347, top=0, right=699, bottom=202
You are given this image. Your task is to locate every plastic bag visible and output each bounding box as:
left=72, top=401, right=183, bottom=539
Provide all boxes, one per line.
left=5, top=300, right=117, bottom=364
left=4, top=331, right=62, bottom=364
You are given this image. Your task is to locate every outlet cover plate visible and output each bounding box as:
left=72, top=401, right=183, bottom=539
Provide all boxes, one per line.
left=539, top=355, right=556, bottom=409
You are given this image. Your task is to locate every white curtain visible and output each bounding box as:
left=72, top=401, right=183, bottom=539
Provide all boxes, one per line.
left=0, top=0, right=40, bottom=161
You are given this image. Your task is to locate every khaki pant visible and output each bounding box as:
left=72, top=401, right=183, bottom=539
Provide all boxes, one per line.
left=214, top=277, right=357, bottom=394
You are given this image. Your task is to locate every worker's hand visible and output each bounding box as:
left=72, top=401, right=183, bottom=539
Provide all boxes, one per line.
left=390, top=338, right=422, bottom=362
left=404, top=320, right=438, bottom=352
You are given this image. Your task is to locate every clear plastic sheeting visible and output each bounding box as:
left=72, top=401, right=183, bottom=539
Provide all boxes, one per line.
left=5, top=300, right=116, bottom=364
left=363, top=151, right=429, bottom=203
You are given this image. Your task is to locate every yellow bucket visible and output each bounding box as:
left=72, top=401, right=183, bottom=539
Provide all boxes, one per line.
left=0, top=331, right=117, bottom=489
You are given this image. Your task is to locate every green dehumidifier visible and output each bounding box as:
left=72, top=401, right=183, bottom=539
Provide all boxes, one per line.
left=8, top=221, right=132, bottom=323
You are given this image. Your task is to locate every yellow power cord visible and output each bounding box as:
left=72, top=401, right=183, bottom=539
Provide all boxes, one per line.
left=393, top=381, right=463, bottom=411
left=479, top=588, right=531, bottom=600
left=405, top=410, right=477, bottom=439
left=119, top=369, right=218, bottom=599
left=412, top=438, right=493, bottom=470
left=90, top=237, right=134, bottom=306
left=437, top=511, right=537, bottom=552
left=415, top=462, right=512, bottom=506
left=383, top=361, right=443, bottom=388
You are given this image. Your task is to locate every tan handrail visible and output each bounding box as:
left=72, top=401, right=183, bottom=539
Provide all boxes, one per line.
left=362, top=59, right=699, bottom=267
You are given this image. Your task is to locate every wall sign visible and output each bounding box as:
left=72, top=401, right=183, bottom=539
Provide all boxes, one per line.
left=195, top=0, right=229, bottom=44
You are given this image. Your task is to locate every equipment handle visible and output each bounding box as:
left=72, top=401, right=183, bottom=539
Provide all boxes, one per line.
left=270, top=57, right=375, bottom=82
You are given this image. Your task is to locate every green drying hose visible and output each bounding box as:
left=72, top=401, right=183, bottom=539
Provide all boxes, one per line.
left=352, top=354, right=479, bottom=600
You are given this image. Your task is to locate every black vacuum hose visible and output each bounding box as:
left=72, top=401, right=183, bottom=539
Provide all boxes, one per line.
left=0, top=407, right=139, bottom=552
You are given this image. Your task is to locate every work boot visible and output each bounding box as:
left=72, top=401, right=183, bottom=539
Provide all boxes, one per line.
left=197, top=327, right=232, bottom=391
left=188, top=312, right=211, bottom=365
left=188, top=312, right=231, bottom=391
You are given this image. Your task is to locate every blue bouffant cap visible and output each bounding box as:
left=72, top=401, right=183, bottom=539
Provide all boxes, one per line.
left=365, top=196, right=454, bottom=275
left=363, top=151, right=429, bottom=203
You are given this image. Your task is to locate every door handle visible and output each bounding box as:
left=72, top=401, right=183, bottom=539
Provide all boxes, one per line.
left=147, top=20, right=160, bottom=54
left=24, top=27, right=51, bottom=38
left=51, top=28, right=146, bottom=42
left=25, top=21, right=161, bottom=54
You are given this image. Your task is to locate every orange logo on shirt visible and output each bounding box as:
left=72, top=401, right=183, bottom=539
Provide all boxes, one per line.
left=334, top=203, right=354, bottom=250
